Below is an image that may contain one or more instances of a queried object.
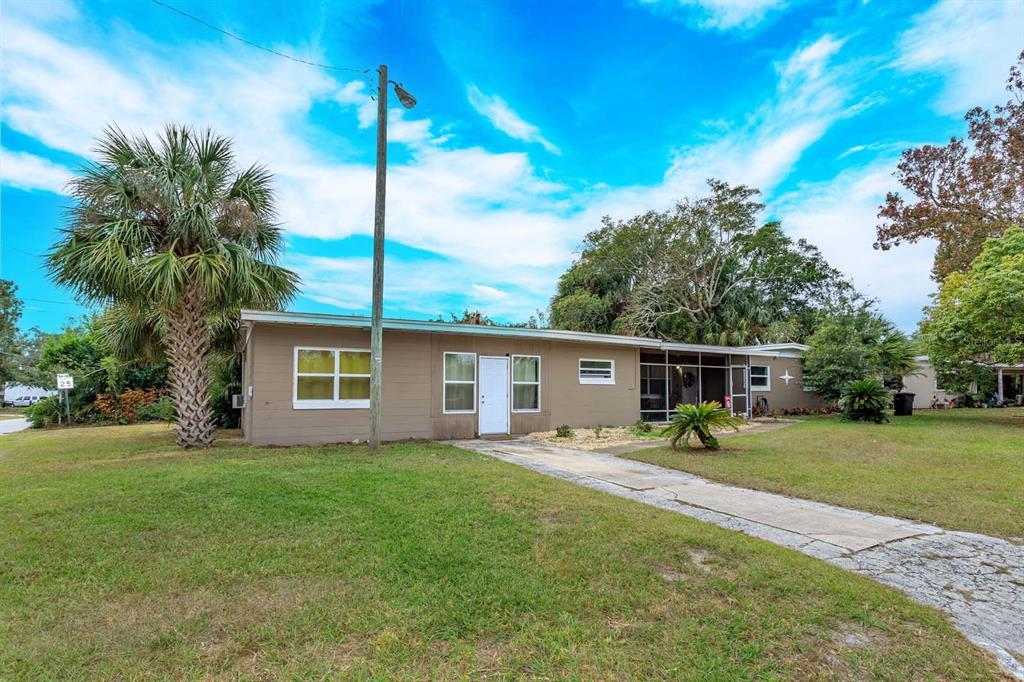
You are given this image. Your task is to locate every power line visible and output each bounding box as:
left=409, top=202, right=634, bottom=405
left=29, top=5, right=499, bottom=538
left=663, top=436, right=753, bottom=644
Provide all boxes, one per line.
left=149, top=0, right=371, bottom=76
left=22, top=298, right=93, bottom=308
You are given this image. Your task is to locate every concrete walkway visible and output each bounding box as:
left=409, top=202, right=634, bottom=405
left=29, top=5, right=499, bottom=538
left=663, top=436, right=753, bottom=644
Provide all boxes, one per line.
left=453, top=437, right=1024, bottom=678
left=0, top=417, right=30, bottom=435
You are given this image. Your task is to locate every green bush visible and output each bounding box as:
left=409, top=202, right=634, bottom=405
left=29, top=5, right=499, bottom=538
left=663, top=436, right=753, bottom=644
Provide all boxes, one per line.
left=664, top=401, right=742, bottom=450
left=136, top=396, right=176, bottom=422
left=839, top=379, right=891, bottom=423
left=555, top=425, right=574, bottom=438
left=26, top=397, right=62, bottom=428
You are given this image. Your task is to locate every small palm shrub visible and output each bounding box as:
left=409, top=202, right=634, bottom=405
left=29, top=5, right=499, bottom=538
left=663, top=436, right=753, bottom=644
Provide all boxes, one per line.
left=555, top=425, right=574, bottom=438
left=26, top=397, right=62, bottom=428
left=664, top=401, right=743, bottom=450
left=839, top=379, right=891, bottom=423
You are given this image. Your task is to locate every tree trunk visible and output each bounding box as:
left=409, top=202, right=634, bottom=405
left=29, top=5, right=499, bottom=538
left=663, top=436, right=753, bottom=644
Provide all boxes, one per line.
left=164, top=287, right=215, bottom=448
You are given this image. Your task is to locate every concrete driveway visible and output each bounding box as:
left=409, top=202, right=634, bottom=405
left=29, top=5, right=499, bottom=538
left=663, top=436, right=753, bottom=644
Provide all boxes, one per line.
left=0, top=417, right=31, bottom=435
left=454, top=437, right=1024, bottom=679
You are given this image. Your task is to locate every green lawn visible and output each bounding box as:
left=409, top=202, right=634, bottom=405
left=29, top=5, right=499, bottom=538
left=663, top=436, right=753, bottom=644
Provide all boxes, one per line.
left=627, top=408, right=1024, bottom=539
left=0, top=425, right=1003, bottom=679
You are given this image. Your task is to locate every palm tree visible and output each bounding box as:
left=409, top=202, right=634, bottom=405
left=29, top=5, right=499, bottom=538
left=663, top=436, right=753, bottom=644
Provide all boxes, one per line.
left=48, top=125, right=298, bottom=448
left=663, top=401, right=743, bottom=450
left=871, top=330, right=918, bottom=390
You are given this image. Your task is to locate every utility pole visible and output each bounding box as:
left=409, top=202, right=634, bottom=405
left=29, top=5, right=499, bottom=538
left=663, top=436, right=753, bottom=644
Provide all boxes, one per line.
left=369, top=64, right=388, bottom=452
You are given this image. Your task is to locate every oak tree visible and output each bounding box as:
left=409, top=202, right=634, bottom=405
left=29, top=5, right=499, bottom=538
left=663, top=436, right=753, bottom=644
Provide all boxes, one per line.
left=875, top=51, right=1024, bottom=281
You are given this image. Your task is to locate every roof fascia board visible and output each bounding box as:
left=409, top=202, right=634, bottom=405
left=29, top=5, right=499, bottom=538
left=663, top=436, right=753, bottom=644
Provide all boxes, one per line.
left=240, top=310, right=794, bottom=355
left=240, top=309, right=663, bottom=348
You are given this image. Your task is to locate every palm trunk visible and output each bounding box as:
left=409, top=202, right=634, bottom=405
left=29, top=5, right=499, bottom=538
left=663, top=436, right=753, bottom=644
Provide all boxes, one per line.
left=164, top=286, right=215, bottom=448
left=696, top=429, right=720, bottom=450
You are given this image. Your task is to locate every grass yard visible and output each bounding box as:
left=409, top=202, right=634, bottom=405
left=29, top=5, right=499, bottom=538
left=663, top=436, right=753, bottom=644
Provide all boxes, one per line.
left=0, top=425, right=1005, bottom=679
left=627, top=408, right=1024, bottom=539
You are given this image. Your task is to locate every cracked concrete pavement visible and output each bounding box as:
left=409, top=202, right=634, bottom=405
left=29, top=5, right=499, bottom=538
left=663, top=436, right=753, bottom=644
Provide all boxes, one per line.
left=453, top=437, right=1024, bottom=678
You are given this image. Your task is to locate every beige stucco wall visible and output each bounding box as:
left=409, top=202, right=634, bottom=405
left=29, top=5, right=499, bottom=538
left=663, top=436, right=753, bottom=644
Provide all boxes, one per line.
left=748, top=355, right=827, bottom=412
left=903, top=360, right=954, bottom=408
left=241, top=322, right=641, bottom=446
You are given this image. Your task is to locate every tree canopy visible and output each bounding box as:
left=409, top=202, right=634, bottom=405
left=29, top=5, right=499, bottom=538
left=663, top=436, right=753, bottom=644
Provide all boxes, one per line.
left=0, top=280, right=23, bottom=385
left=875, top=51, right=1024, bottom=281
left=549, top=180, right=857, bottom=344
left=921, top=225, right=1024, bottom=373
left=802, top=306, right=917, bottom=402
left=47, top=125, right=298, bottom=447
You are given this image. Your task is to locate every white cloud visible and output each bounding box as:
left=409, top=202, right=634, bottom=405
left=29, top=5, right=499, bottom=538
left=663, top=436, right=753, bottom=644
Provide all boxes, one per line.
left=0, top=148, right=73, bottom=194
left=772, top=160, right=937, bottom=331
left=0, top=15, right=578, bottom=318
left=466, top=85, right=560, bottom=154
left=290, top=254, right=556, bottom=320
left=579, top=33, right=854, bottom=223
left=0, top=10, right=942, bottom=329
left=470, top=284, right=509, bottom=300
left=636, top=0, right=788, bottom=31
left=897, top=0, right=1023, bottom=114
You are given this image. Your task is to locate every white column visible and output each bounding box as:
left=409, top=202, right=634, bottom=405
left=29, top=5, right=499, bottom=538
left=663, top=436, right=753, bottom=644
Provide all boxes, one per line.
left=997, top=368, right=1004, bottom=403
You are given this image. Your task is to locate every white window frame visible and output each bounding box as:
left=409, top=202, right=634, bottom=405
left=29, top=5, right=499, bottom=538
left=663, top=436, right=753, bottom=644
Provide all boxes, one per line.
left=511, top=354, right=541, bottom=413
left=579, top=358, right=615, bottom=385
left=443, top=351, right=477, bottom=414
left=750, top=365, right=771, bottom=392
left=293, top=346, right=371, bottom=410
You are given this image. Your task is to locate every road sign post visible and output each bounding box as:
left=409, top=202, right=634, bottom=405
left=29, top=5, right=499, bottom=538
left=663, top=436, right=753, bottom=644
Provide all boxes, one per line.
left=56, top=374, right=73, bottom=425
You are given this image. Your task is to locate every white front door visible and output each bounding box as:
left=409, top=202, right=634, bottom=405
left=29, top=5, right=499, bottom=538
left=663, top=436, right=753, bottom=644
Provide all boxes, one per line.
left=478, top=356, right=510, bottom=435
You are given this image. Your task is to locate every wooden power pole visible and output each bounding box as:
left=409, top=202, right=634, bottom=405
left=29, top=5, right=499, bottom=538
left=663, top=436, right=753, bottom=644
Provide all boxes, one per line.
left=369, top=64, right=388, bottom=452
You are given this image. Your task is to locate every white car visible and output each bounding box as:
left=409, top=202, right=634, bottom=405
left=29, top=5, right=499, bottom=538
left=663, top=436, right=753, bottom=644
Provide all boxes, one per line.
left=11, top=395, right=43, bottom=408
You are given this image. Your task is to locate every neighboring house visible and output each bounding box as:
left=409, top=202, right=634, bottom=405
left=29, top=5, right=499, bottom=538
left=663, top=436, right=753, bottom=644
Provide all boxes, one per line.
left=995, top=364, right=1024, bottom=405
left=904, top=357, right=1024, bottom=408
left=2, top=383, right=55, bottom=407
left=903, top=357, right=959, bottom=409
left=239, top=310, right=824, bottom=446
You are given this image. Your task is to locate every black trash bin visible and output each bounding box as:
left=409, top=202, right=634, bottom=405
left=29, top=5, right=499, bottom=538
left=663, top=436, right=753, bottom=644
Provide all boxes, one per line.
left=893, top=392, right=915, bottom=416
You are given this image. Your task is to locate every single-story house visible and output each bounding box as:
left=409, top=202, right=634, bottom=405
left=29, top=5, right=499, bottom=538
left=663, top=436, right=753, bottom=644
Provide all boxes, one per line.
left=239, top=310, right=825, bottom=446
left=904, top=357, right=1024, bottom=408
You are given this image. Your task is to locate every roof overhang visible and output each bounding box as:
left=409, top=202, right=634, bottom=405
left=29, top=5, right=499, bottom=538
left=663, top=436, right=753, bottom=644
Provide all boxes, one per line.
left=240, top=310, right=817, bottom=356
left=240, top=309, right=781, bottom=355
left=240, top=309, right=669, bottom=349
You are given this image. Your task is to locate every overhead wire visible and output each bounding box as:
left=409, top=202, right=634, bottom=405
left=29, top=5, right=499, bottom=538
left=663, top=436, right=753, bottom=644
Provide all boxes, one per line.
left=148, top=0, right=372, bottom=76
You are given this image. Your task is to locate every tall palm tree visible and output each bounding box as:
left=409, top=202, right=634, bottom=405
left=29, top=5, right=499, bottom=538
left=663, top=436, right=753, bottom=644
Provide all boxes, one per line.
left=48, top=125, right=299, bottom=448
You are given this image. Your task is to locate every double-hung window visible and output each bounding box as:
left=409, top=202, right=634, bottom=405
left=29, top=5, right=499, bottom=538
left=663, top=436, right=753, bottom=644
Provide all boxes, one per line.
left=512, top=355, right=541, bottom=412
left=443, top=352, right=476, bottom=413
left=579, top=358, right=614, bottom=385
left=294, top=347, right=371, bottom=409
left=750, top=365, right=770, bottom=391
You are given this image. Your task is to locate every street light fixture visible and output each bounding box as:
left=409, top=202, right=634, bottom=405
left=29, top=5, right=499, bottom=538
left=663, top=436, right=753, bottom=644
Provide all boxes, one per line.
left=369, top=65, right=416, bottom=452
left=392, top=82, right=417, bottom=109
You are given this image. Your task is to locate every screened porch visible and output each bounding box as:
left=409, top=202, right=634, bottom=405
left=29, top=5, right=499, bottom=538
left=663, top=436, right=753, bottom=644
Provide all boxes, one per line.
left=639, top=350, right=751, bottom=422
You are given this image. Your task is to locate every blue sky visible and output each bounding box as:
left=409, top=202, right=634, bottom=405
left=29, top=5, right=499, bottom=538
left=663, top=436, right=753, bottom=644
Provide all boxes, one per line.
left=1, top=0, right=1021, bottom=333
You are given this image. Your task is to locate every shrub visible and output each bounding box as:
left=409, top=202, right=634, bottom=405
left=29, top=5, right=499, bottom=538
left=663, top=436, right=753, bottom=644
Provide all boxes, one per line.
left=95, top=388, right=165, bottom=423
left=839, top=379, right=891, bottom=423
left=555, top=425, right=574, bottom=438
left=593, top=425, right=603, bottom=438
left=26, top=397, right=62, bottom=428
left=136, top=396, right=176, bottom=422
left=632, top=419, right=653, bottom=433
left=664, top=401, right=742, bottom=450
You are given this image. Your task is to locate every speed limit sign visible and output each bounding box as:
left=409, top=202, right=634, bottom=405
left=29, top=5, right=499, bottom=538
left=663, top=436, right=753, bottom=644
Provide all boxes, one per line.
left=56, top=374, right=74, bottom=390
